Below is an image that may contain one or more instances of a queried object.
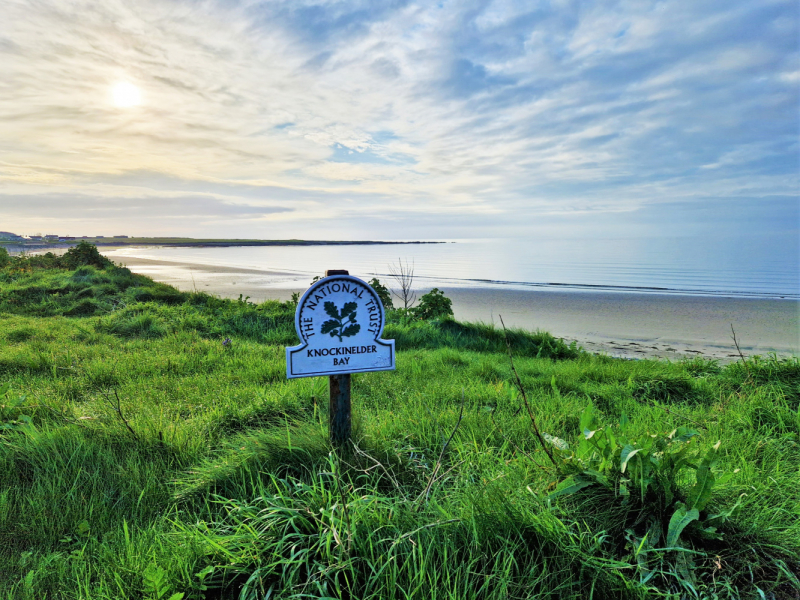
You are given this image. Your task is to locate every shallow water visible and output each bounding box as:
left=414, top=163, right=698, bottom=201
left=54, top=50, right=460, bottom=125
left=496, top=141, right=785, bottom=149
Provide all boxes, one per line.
left=107, top=236, right=799, bottom=299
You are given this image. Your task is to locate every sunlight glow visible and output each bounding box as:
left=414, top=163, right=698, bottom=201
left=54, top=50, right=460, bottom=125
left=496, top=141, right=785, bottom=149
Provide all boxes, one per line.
left=112, top=82, right=141, bottom=108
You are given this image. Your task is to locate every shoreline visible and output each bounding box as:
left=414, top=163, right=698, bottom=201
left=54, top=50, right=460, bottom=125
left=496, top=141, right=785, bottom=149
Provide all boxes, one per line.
left=1, top=239, right=445, bottom=253
left=109, top=254, right=799, bottom=363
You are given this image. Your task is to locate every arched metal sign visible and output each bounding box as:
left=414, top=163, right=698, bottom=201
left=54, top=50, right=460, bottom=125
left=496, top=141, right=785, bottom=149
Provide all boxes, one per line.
left=286, top=274, right=395, bottom=378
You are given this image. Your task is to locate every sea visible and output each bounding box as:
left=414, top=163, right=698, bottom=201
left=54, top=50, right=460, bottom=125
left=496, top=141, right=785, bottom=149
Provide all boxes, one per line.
left=106, top=235, right=799, bottom=300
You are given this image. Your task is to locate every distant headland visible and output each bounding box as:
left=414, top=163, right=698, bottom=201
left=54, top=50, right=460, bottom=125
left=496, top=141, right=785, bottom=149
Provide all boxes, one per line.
left=0, top=232, right=444, bottom=250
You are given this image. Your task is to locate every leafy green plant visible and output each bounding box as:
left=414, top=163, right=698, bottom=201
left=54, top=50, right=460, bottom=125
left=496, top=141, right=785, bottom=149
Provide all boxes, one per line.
left=0, top=247, right=9, bottom=269
left=142, top=564, right=184, bottom=600
left=413, top=288, right=453, bottom=320
left=368, top=277, right=393, bottom=310
left=0, top=383, right=32, bottom=432
left=190, top=566, right=216, bottom=594
left=321, top=301, right=360, bottom=341
left=546, top=404, right=741, bottom=589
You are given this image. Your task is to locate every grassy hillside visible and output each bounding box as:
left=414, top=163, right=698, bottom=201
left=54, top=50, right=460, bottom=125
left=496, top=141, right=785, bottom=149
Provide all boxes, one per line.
left=0, top=250, right=798, bottom=599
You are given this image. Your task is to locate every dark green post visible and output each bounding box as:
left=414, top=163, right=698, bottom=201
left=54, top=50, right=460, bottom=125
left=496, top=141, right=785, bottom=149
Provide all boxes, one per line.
left=326, top=270, right=351, bottom=446
left=329, top=372, right=351, bottom=446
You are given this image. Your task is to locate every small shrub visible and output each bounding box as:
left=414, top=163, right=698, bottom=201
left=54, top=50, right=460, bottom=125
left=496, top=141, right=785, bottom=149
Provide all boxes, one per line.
left=413, top=288, right=453, bottom=320
left=59, top=241, right=112, bottom=270
left=0, top=247, right=9, bottom=269
left=368, top=278, right=393, bottom=310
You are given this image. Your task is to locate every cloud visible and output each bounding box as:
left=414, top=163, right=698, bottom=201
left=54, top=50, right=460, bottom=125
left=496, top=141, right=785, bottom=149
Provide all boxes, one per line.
left=0, top=193, right=292, bottom=220
left=0, top=0, right=796, bottom=240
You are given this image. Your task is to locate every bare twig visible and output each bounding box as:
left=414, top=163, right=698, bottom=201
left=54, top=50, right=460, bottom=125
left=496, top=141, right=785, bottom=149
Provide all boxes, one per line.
left=416, top=391, right=466, bottom=507
left=499, top=316, right=558, bottom=469
left=349, top=442, right=406, bottom=498
left=488, top=405, right=549, bottom=471
left=730, top=324, right=751, bottom=379
left=427, top=459, right=467, bottom=488
left=100, top=388, right=140, bottom=442
left=388, top=258, right=416, bottom=310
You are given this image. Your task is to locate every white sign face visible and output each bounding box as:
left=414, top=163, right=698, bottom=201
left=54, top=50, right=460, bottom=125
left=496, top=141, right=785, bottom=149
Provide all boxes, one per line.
left=286, top=275, right=395, bottom=378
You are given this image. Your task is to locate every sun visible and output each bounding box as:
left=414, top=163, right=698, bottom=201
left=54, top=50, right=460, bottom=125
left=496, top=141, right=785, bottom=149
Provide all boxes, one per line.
left=111, top=82, right=141, bottom=108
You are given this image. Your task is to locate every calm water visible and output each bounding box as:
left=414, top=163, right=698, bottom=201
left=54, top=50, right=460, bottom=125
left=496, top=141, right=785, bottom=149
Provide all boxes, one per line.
left=107, top=236, right=799, bottom=299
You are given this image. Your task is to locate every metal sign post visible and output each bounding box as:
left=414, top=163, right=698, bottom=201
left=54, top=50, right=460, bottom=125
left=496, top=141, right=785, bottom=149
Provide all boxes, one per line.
left=286, top=270, right=395, bottom=446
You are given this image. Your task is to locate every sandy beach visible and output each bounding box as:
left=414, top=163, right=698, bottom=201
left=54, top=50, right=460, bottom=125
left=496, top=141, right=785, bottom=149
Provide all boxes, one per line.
left=111, top=254, right=799, bottom=363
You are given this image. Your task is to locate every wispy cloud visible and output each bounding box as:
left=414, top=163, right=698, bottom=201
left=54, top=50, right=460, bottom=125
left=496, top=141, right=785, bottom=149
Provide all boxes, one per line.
left=0, top=0, right=796, bottom=238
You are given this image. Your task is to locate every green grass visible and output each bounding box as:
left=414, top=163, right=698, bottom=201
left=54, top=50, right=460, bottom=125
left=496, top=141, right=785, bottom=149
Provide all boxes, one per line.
left=0, top=258, right=798, bottom=599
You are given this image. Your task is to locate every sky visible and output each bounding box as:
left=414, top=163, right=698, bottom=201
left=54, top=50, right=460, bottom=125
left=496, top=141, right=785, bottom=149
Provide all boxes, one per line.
left=0, top=0, right=797, bottom=243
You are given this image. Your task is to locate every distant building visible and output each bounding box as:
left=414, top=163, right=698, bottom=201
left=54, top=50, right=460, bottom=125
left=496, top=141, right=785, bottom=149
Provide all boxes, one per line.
left=96, top=236, right=105, bottom=238
left=28, top=235, right=43, bottom=240
left=45, top=234, right=59, bottom=239
left=113, top=235, right=129, bottom=238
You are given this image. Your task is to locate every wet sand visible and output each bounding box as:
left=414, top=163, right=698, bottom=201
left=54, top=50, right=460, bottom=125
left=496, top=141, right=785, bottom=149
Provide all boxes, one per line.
left=443, top=288, right=798, bottom=362
left=112, top=254, right=799, bottom=362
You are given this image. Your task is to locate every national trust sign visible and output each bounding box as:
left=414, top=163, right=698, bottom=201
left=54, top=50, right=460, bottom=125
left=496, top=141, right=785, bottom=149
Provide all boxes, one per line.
left=286, top=274, right=395, bottom=378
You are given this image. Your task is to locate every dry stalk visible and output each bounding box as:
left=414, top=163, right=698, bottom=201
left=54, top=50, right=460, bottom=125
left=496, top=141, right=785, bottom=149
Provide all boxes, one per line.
left=427, top=459, right=467, bottom=488
left=488, top=405, right=549, bottom=471
left=349, top=442, right=406, bottom=499
left=730, top=324, right=751, bottom=381
left=416, top=391, right=466, bottom=507
left=498, top=316, right=558, bottom=469
left=100, top=388, right=140, bottom=442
